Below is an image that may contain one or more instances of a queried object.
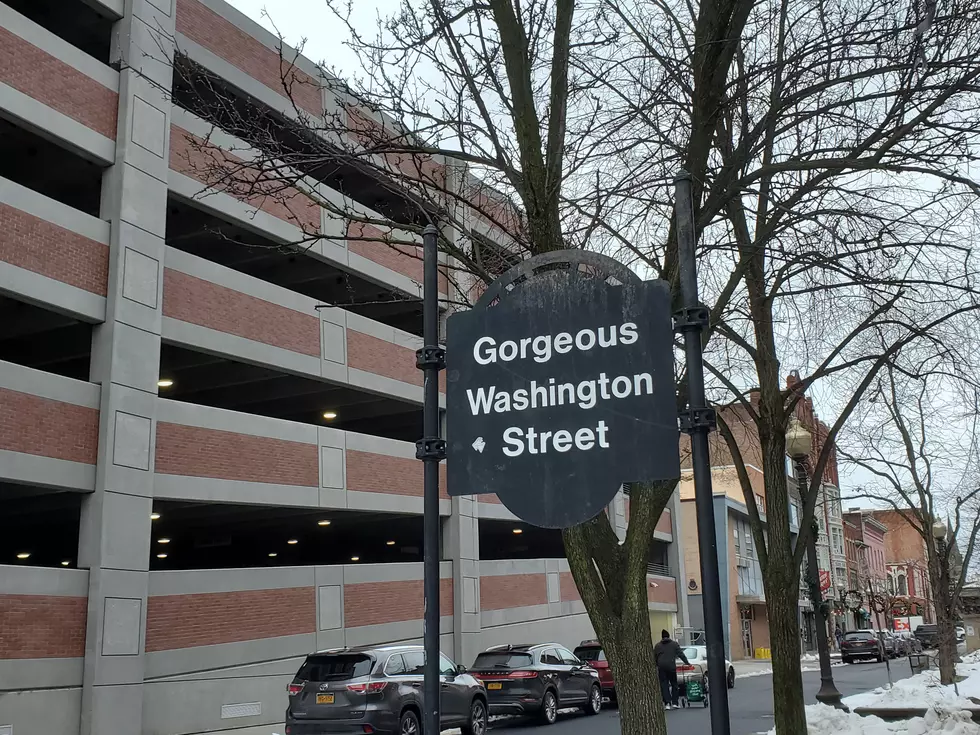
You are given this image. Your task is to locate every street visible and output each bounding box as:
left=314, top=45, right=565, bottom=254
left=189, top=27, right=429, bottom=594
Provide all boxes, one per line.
left=485, top=660, right=915, bottom=734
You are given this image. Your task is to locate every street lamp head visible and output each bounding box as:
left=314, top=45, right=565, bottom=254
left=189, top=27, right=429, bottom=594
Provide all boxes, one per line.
left=786, top=416, right=813, bottom=458
left=932, top=520, right=947, bottom=540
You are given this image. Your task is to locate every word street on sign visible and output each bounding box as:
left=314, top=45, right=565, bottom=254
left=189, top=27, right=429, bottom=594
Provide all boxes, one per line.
left=446, top=264, right=680, bottom=528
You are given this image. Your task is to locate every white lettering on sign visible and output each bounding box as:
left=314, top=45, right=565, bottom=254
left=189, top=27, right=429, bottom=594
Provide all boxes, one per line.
left=503, top=421, right=611, bottom=457
left=466, top=373, right=654, bottom=415
left=473, top=323, right=639, bottom=365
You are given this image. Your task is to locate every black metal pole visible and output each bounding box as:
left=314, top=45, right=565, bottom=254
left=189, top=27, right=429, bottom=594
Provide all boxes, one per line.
left=417, top=223, right=445, bottom=735
left=797, top=458, right=846, bottom=710
left=674, top=171, right=731, bottom=735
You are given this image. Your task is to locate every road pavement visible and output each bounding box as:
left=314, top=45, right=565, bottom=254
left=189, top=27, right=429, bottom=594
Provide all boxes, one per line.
left=486, top=658, right=916, bottom=734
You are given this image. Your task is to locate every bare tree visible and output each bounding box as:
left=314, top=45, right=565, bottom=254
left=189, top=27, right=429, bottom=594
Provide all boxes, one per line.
left=161, top=0, right=980, bottom=730
left=840, top=365, right=980, bottom=684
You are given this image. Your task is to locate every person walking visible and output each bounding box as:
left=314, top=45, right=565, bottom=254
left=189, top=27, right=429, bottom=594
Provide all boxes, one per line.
left=834, top=625, right=843, bottom=651
left=653, top=629, right=690, bottom=709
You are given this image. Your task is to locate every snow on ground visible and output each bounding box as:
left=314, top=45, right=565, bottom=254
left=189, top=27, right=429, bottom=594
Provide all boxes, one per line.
left=842, top=653, right=980, bottom=711
left=767, top=703, right=980, bottom=735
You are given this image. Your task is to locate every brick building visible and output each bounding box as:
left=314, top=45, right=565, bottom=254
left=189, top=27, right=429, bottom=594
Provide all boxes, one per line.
left=0, top=2, right=687, bottom=734
left=867, top=510, right=934, bottom=623
left=842, top=510, right=888, bottom=629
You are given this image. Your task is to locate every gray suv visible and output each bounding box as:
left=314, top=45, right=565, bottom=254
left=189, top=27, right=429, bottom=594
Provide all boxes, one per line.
left=285, top=645, right=487, bottom=735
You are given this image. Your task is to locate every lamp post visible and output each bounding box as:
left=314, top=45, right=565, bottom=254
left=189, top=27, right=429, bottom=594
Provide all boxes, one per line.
left=787, top=417, right=847, bottom=710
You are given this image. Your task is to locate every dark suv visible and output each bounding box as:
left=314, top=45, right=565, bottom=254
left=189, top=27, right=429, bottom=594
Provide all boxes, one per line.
left=840, top=630, right=884, bottom=663
left=915, top=624, right=939, bottom=649
left=469, top=643, right=602, bottom=725
left=285, top=645, right=487, bottom=735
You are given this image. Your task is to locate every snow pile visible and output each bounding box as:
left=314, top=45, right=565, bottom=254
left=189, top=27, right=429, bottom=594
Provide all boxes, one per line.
left=843, top=659, right=980, bottom=711
left=767, top=704, right=980, bottom=735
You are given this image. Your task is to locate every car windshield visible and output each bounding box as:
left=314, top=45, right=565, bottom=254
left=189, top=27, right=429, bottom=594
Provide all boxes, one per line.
left=297, top=654, right=373, bottom=681
left=844, top=632, right=874, bottom=641
left=574, top=647, right=606, bottom=662
left=683, top=647, right=702, bottom=661
left=473, top=652, right=534, bottom=669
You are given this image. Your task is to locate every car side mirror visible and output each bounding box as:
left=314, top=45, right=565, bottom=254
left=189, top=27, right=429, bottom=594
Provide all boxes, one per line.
left=456, top=664, right=467, bottom=675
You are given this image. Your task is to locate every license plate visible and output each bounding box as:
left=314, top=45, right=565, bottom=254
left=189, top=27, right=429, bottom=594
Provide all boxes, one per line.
left=316, top=693, right=335, bottom=704
left=488, top=683, right=502, bottom=690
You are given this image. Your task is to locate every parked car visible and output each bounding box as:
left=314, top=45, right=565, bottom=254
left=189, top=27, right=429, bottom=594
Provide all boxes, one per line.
left=873, top=630, right=899, bottom=658
left=284, top=645, right=487, bottom=735
left=469, top=643, right=602, bottom=725
left=681, top=646, right=736, bottom=689
left=841, top=630, right=884, bottom=663
left=915, top=624, right=939, bottom=649
left=573, top=641, right=615, bottom=703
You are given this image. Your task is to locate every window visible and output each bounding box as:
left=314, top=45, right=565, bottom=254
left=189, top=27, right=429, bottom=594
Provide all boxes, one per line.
left=472, top=652, right=533, bottom=669
left=575, top=647, right=606, bottom=662
left=540, top=649, right=562, bottom=665
left=755, top=494, right=766, bottom=513
left=898, top=575, right=908, bottom=596
left=384, top=654, right=406, bottom=676
left=831, top=527, right=844, bottom=556
left=789, top=503, right=800, bottom=528
left=733, top=525, right=740, bottom=554
left=439, top=654, right=457, bottom=677
left=403, top=651, right=425, bottom=676
left=557, top=648, right=580, bottom=666
left=297, top=654, right=374, bottom=682
left=887, top=576, right=895, bottom=595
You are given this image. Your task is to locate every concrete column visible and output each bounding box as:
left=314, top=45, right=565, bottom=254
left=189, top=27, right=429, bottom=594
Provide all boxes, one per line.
left=608, top=487, right=627, bottom=541
left=667, top=489, right=690, bottom=628
left=78, top=2, right=174, bottom=733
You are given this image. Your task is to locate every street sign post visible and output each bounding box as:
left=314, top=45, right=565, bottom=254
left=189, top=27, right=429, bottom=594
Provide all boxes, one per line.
left=445, top=253, right=680, bottom=528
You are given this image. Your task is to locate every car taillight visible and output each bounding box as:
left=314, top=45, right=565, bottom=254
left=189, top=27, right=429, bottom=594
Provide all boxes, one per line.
left=677, top=665, right=695, bottom=672
left=287, top=682, right=304, bottom=695
left=347, top=682, right=389, bottom=694
left=591, top=661, right=609, bottom=669
left=508, top=671, right=538, bottom=679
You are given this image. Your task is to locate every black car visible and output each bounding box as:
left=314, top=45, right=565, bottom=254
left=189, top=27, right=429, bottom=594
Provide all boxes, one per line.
left=841, top=630, right=884, bottom=663
left=285, top=645, right=487, bottom=735
left=469, top=643, right=602, bottom=725
left=915, top=624, right=939, bottom=649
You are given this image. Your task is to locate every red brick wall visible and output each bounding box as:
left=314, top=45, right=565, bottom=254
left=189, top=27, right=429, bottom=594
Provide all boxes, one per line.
left=346, top=330, right=447, bottom=393
left=145, top=587, right=315, bottom=651
left=480, top=574, right=548, bottom=611
left=344, top=578, right=453, bottom=627
left=175, top=0, right=321, bottom=115
left=647, top=575, right=677, bottom=606
left=169, top=126, right=320, bottom=231
left=0, top=27, right=117, bottom=139
left=155, top=423, right=318, bottom=486
left=0, top=388, right=98, bottom=464
left=162, top=268, right=320, bottom=356
left=346, top=450, right=447, bottom=499
left=347, top=223, right=448, bottom=294
left=0, top=594, right=87, bottom=659
left=559, top=572, right=581, bottom=602
left=0, top=204, right=108, bottom=295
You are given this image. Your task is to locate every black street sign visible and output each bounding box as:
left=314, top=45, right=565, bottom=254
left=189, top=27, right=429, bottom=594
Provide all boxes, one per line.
left=446, top=266, right=680, bottom=528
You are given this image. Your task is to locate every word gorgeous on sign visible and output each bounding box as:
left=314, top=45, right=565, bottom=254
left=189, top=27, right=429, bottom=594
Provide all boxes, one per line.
left=446, top=265, right=680, bottom=528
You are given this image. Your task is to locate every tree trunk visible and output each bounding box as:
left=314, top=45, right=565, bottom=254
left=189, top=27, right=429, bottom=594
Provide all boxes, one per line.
left=935, top=594, right=957, bottom=685
left=768, top=581, right=807, bottom=732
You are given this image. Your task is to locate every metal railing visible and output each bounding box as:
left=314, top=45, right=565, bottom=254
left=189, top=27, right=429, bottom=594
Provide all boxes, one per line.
left=647, top=562, right=671, bottom=576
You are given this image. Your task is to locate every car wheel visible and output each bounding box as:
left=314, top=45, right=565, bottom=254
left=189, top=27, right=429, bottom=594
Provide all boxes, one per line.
left=876, top=653, right=883, bottom=663
left=727, top=667, right=735, bottom=689
left=399, top=709, right=420, bottom=735
left=539, top=689, right=558, bottom=725
left=461, top=698, right=487, bottom=735
left=842, top=657, right=851, bottom=664
left=583, top=684, right=602, bottom=715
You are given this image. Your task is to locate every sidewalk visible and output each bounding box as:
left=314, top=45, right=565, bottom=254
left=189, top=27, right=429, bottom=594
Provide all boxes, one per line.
left=733, top=652, right=843, bottom=678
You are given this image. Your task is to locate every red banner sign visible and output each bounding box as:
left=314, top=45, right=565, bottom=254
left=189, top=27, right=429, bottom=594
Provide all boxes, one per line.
left=819, top=570, right=831, bottom=592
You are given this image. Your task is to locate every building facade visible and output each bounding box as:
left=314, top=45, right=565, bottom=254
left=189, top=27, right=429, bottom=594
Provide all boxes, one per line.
left=0, top=2, right=686, bottom=734
left=868, top=510, right=934, bottom=624
left=842, top=510, right=888, bottom=630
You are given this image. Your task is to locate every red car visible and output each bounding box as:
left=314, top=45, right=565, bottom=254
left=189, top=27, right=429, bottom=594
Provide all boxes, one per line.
left=574, top=641, right=615, bottom=704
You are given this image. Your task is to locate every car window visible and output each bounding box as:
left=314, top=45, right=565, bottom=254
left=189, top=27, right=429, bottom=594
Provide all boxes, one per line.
left=439, top=654, right=457, bottom=676
left=683, top=647, right=700, bottom=661
left=540, top=649, right=562, bottom=665
left=297, top=654, right=373, bottom=681
left=574, top=647, right=606, bottom=662
left=843, top=632, right=874, bottom=641
left=403, top=650, right=426, bottom=676
left=384, top=654, right=406, bottom=676
left=473, top=652, right=534, bottom=669
left=557, top=647, right=580, bottom=665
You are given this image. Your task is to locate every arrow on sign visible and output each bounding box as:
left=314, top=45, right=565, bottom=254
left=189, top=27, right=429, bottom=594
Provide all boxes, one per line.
left=472, top=437, right=486, bottom=453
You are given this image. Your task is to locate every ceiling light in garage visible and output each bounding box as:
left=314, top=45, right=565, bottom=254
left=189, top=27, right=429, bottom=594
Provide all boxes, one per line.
left=157, top=379, right=174, bottom=388
left=15, top=552, right=30, bottom=559
left=350, top=556, right=360, bottom=561
left=61, top=560, right=70, bottom=566
left=287, top=539, right=298, bottom=545
left=512, top=528, right=523, bottom=535
left=386, top=541, right=396, bottom=546
left=268, top=552, right=278, bottom=557
left=157, top=553, right=167, bottom=559
left=323, top=411, right=338, bottom=420
left=157, top=538, right=170, bottom=544
left=150, top=512, right=161, bottom=520
left=318, top=520, right=332, bottom=526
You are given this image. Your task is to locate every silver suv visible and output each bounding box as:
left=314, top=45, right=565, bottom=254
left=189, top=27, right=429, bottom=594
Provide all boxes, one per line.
left=285, top=644, right=487, bottom=735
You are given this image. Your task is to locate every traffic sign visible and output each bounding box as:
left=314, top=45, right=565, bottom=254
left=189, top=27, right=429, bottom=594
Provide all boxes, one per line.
left=445, top=257, right=680, bottom=528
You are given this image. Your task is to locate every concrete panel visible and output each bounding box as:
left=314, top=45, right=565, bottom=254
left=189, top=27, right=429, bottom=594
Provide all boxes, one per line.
left=317, top=585, right=342, bottom=630
left=118, top=164, right=168, bottom=236
left=347, top=368, right=422, bottom=406
left=149, top=566, right=315, bottom=596
left=0, top=361, right=101, bottom=407
left=321, top=321, right=346, bottom=364
left=345, top=617, right=454, bottom=650
left=161, top=317, right=322, bottom=379
left=344, top=490, right=433, bottom=516
left=0, top=262, right=106, bottom=324
left=344, top=432, right=416, bottom=459
left=112, top=411, right=152, bottom=470
left=156, top=399, right=317, bottom=444
left=478, top=501, right=518, bottom=521
left=547, top=572, right=560, bottom=604
left=0, top=449, right=96, bottom=491
left=144, top=633, right=315, bottom=680
left=103, top=323, right=162, bottom=394
left=479, top=559, right=547, bottom=577
left=121, top=248, right=160, bottom=308
left=320, top=447, right=344, bottom=490
left=130, top=97, right=167, bottom=158
left=463, top=577, right=479, bottom=615
left=152, top=475, right=319, bottom=507
left=84, top=683, right=142, bottom=735
left=0, top=178, right=108, bottom=243
left=479, top=613, right=596, bottom=654
left=0, top=564, right=89, bottom=595
left=0, top=687, right=81, bottom=735
left=100, top=493, right=152, bottom=572
left=102, top=597, right=143, bottom=656
left=480, top=605, right=552, bottom=629
left=0, top=658, right=84, bottom=690
left=0, top=82, right=115, bottom=164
